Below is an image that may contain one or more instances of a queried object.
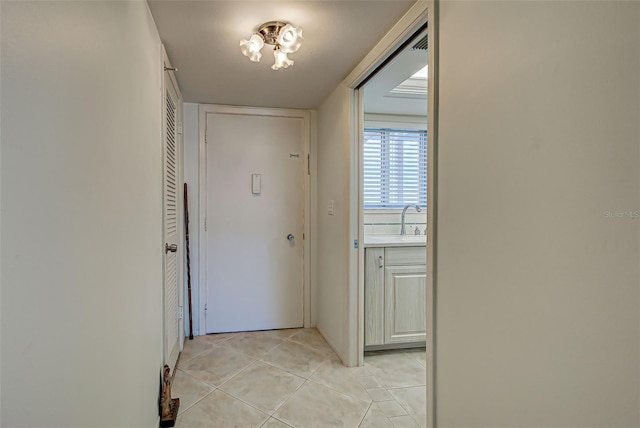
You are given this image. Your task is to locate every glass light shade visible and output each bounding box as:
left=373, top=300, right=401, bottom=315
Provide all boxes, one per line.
left=271, top=49, right=294, bottom=70
left=240, top=34, right=264, bottom=62
left=277, top=24, right=303, bottom=54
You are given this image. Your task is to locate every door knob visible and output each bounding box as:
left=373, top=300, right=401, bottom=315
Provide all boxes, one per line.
left=165, top=243, right=178, bottom=253
left=287, top=234, right=295, bottom=241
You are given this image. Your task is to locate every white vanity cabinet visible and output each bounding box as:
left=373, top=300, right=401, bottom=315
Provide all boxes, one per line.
left=365, top=246, right=427, bottom=348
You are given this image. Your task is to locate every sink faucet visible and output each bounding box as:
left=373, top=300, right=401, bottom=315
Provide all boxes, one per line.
left=400, top=204, right=422, bottom=235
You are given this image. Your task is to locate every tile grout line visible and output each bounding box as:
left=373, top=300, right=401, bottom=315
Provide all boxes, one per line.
left=215, top=356, right=261, bottom=389
left=257, top=353, right=317, bottom=380
left=303, top=376, right=373, bottom=406
left=180, top=329, right=422, bottom=427
left=257, top=336, right=332, bottom=380
left=225, top=332, right=290, bottom=358
left=174, top=367, right=219, bottom=390
left=179, top=336, right=236, bottom=365
left=175, top=388, right=217, bottom=418
left=358, top=365, right=417, bottom=422
left=178, top=345, right=215, bottom=364
left=305, top=359, right=374, bottom=405
left=269, top=374, right=309, bottom=423
left=208, top=334, right=314, bottom=420
left=373, top=361, right=426, bottom=423
left=264, top=414, right=296, bottom=428
left=222, top=360, right=307, bottom=418
left=213, top=388, right=272, bottom=425
left=383, top=386, right=424, bottom=427
left=179, top=341, right=259, bottom=389
left=264, top=336, right=336, bottom=425
left=357, top=401, right=375, bottom=428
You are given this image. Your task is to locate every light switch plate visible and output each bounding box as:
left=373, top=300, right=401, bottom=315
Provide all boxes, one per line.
left=252, top=174, right=261, bottom=194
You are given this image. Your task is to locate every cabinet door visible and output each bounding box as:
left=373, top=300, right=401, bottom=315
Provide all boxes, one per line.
left=384, top=265, right=427, bottom=344
left=364, top=248, right=385, bottom=346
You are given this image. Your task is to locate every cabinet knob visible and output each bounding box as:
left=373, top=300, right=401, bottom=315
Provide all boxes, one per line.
left=378, top=256, right=384, bottom=268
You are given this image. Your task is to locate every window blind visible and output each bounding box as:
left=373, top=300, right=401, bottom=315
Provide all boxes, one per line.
left=363, top=128, right=427, bottom=209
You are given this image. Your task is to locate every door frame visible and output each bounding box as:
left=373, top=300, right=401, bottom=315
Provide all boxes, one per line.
left=197, top=104, right=312, bottom=333
left=342, top=1, right=436, bottom=427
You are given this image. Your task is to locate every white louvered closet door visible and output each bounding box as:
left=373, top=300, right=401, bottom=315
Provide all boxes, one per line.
left=163, top=72, right=180, bottom=371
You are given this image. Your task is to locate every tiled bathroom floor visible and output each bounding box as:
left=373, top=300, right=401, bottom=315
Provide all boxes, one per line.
left=172, top=328, right=426, bottom=428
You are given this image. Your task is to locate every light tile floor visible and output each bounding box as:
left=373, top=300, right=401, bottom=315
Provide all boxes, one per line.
left=173, top=328, right=426, bottom=428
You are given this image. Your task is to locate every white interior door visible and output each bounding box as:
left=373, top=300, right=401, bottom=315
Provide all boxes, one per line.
left=205, top=109, right=305, bottom=333
left=163, top=60, right=182, bottom=370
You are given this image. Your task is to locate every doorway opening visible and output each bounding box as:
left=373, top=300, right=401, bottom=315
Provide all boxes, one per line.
left=349, top=13, right=435, bottom=427
left=360, top=27, right=428, bottom=350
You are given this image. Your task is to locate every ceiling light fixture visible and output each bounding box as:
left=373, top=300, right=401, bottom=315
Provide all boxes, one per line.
left=240, top=21, right=303, bottom=70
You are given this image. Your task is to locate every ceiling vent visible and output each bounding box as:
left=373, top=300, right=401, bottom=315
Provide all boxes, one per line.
left=411, top=35, right=428, bottom=51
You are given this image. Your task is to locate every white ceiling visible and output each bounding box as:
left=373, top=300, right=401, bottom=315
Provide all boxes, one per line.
left=147, top=1, right=416, bottom=110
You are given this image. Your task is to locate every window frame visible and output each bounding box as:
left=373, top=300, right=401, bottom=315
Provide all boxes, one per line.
left=363, top=122, right=427, bottom=210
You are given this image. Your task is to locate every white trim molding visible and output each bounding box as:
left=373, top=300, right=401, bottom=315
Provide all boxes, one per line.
left=343, top=1, right=436, bottom=427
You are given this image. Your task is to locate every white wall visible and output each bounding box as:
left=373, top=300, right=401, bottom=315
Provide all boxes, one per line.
left=316, top=83, right=358, bottom=365
left=435, top=1, right=640, bottom=426
left=1, top=2, right=164, bottom=426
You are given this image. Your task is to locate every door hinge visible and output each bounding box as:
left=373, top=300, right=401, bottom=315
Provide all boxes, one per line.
left=307, top=154, right=310, bottom=175
left=177, top=121, right=183, bottom=135
left=178, top=306, right=184, bottom=320
left=204, top=217, right=207, bottom=231
left=204, top=304, right=208, bottom=318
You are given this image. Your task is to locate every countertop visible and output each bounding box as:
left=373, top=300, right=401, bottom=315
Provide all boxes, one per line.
left=363, top=234, right=426, bottom=248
